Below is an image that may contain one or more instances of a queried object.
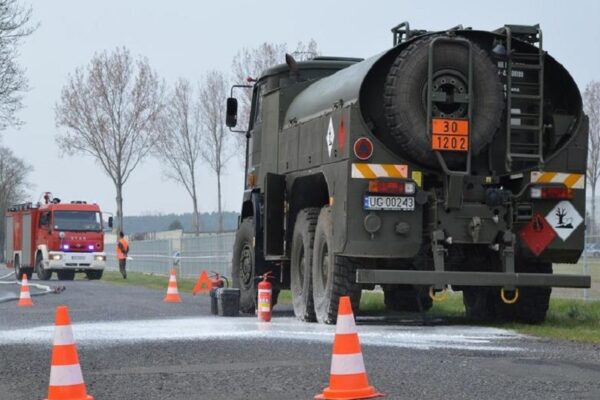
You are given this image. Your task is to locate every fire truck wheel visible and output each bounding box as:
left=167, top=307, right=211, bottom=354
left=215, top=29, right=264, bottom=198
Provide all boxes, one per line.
left=57, top=270, right=75, bottom=281
left=312, top=206, right=362, bottom=324
left=35, top=255, right=52, bottom=281
left=290, top=208, right=320, bottom=322
left=383, top=285, right=433, bottom=312
left=232, top=217, right=257, bottom=314
left=462, top=287, right=498, bottom=321
left=85, top=270, right=104, bottom=280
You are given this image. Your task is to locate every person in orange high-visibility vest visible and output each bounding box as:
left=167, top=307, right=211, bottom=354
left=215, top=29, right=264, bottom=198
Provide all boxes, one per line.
left=116, top=231, right=129, bottom=279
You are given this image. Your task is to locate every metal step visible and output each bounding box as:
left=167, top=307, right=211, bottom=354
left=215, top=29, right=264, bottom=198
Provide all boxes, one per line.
left=510, top=124, right=541, bottom=131
left=510, top=93, right=542, bottom=100
left=509, top=152, right=542, bottom=159
left=511, top=64, right=542, bottom=71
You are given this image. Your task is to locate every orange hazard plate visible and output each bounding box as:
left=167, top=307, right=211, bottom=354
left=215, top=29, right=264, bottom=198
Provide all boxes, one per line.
left=431, top=118, right=469, bottom=152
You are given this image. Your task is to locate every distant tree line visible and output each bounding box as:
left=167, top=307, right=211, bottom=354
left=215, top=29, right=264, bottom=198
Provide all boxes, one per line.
left=54, top=41, right=319, bottom=235
left=123, top=211, right=239, bottom=235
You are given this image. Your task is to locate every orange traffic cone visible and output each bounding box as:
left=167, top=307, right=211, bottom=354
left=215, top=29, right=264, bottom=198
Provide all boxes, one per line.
left=45, top=305, right=93, bottom=400
left=17, top=274, right=33, bottom=307
left=164, top=268, right=182, bottom=303
left=315, top=296, right=384, bottom=400
left=192, top=270, right=212, bottom=295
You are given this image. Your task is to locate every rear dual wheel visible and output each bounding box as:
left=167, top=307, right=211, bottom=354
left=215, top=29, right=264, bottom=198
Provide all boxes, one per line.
left=311, top=207, right=362, bottom=324
left=463, top=262, right=552, bottom=324
left=14, top=256, right=32, bottom=280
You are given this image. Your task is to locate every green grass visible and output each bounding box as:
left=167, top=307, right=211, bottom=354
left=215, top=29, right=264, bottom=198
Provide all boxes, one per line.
left=98, top=271, right=600, bottom=343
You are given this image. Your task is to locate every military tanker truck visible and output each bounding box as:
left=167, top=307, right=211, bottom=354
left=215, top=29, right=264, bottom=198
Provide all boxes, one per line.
left=227, top=22, right=591, bottom=324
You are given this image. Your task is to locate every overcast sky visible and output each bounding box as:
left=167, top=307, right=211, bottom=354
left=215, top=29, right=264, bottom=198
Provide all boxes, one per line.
left=2, top=0, right=599, bottom=217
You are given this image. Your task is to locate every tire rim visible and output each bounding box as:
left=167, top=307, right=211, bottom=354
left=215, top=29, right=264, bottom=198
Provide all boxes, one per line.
left=422, top=69, right=468, bottom=119
left=240, top=243, right=253, bottom=288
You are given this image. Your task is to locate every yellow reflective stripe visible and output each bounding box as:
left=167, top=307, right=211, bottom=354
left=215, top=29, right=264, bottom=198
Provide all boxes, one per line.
left=531, top=171, right=585, bottom=189
left=564, top=174, right=583, bottom=189
left=356, top=164, right=376, bottom=179
left=537, top=172, right=557, bottom=183
left=382, top=164, right=401, bottom=177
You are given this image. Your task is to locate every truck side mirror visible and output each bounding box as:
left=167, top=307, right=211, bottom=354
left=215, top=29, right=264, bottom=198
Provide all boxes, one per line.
left=108, top=216, right=113, bottom=229
left=226, top=97, right=238, bottom=127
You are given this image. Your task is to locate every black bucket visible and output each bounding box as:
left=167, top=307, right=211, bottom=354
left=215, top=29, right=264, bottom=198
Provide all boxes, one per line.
left=216, top=288, right=240, bottom=317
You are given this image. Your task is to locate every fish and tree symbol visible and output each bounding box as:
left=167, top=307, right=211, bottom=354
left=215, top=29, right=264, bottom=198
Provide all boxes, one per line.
left=554, top=207, right=573, bottom=229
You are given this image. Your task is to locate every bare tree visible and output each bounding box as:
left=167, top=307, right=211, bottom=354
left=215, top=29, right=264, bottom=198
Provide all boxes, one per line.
left=55, top=47, right=164, bottom=232
left=585, top=81, right=600, bottom=234
left=231, top=40, right=319, bottom=148
left=0, top=0, right=37, bottom=131
left=0, top=146, right=30, bottom=261
left=154, top=78, right=202, bottom=234
left=199, top=70, right=233, bottom=233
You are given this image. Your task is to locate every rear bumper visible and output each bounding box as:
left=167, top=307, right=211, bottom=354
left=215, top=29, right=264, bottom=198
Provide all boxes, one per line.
left=47, top=252, right=106, bottom=271
left=356, top=269, right=591, bottom=289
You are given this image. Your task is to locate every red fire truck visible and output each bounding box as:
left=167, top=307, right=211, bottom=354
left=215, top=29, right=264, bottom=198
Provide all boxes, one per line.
left=4, top=193, right=112, bottom=280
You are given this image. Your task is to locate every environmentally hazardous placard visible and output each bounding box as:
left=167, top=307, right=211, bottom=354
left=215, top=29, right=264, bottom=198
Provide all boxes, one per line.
left=545, top=200, right=583, bottom=241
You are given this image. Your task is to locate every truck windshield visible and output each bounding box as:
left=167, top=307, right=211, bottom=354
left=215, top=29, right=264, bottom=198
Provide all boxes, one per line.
left=53, top=211, right=102, bottom=231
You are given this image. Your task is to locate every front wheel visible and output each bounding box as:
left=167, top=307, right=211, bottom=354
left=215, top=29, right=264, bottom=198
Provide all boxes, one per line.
left=86, top=270, right=104, bottom=280
left=232, top=218, right=257, bottom=313
left=312, top=207, right=362, bottom=324
left=57, top=270, right=75, bottom=281
left=35, top=255, right=52, bottom=281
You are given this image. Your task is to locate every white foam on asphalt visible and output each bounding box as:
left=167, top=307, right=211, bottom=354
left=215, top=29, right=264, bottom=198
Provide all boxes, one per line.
left=0, top=316, right=523, bottom=352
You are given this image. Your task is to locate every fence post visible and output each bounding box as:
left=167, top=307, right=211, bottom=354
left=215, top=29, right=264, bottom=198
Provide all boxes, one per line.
left=583, top=233, right=589, bottom=302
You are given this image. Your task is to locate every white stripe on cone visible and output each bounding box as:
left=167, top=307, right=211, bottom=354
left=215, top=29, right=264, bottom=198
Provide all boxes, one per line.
left=169, top=276, right=176, bottom=282
left=166, top=287, right=179, bottom=294
left=335, top=314, right=356, bottom=334
left=330, top=353, right=366, bottom=375
left=49, top=364, right=85, bottom=386
left=53, top=325, right=75, bottom=346
left=20, top=291, right=31, bottom=299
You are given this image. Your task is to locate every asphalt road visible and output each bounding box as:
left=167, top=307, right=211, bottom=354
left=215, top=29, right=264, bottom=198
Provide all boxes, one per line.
left=0, top=276, right=599, bottom=400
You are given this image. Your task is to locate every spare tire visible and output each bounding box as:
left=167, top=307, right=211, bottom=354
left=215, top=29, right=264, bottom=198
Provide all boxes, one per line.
left=384, top=36, right=503, bottom=169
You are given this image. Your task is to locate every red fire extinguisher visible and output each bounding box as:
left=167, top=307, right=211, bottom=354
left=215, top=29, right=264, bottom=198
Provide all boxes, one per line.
left=257, top=271, right=273, bottom=322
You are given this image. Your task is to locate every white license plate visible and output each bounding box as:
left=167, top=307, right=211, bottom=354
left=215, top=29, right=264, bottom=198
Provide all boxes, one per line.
left=363, top=195, right=415, bottom=211
left=71, top=255, right=86, bottom=260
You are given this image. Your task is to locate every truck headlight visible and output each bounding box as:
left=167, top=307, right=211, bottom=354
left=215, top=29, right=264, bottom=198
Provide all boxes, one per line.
left=94, top=255, right=106, bottom=261
left=51, top=254, right=62, bottom=261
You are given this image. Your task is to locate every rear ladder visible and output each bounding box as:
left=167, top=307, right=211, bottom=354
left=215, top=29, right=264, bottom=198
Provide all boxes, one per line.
left=501, top=24, right=545, bottom=171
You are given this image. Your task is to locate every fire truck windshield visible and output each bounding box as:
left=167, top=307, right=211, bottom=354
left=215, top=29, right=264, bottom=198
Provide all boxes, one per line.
left=53, top=211, right=102, bottom=231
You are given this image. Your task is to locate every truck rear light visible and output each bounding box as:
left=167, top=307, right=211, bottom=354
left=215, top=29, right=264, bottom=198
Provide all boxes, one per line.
left=368, top=180, right=415, bottom=194
left=354, top=137, right=373, bottom=160
left=530, top=185, right=572, bottom=200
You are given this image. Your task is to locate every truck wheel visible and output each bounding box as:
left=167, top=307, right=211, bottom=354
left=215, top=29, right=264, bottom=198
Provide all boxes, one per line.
left=290, top=208, right=319, bottom=322
left=57, top=270, right=75, bottom=281
left=384, top=285, right=433, bottom=312
left=85, top=270, right=104, bottom=280
left=496, top=262, right=552, bottom=324
left=462, top=287, right=498, bottom=321
left=232, top=218, right=257, bottom=313
left=384, top=36, right=503, bottom=169
left=35, top=255, right=52, bottom=281
left=312, top=207, right=362, bottom=324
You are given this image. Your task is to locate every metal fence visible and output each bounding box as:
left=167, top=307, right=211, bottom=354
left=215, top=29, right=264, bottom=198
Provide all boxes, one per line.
left=105, top=231, right=597, bottom=301
left=105, top=232, right=235, bottom=278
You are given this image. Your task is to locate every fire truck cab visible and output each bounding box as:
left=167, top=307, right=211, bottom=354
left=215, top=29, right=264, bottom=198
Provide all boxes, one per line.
left=5, top=193, right=110, bottom=281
